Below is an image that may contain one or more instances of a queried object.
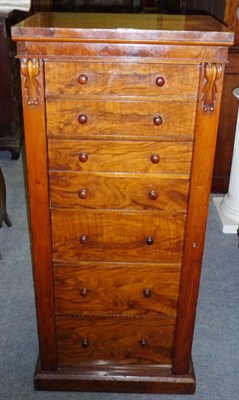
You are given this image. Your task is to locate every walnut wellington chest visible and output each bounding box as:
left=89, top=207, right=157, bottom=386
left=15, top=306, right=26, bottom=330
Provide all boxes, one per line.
left=12, top=13, right=233, bottom=394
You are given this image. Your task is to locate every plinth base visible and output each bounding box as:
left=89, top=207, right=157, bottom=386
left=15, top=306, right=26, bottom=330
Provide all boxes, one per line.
left=34, top=359, right=196, bottom=394
left=213, top=197, right=238, bottom=234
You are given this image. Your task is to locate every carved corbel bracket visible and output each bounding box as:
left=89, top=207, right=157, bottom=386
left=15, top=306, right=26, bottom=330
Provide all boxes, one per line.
left=21, top=59, right=40, bottom=106
left=202, top=63, right=222, bottom=112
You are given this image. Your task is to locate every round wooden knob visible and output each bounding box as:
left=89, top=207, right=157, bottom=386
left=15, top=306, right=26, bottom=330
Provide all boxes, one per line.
left=155, top=76, right=165, bottom=87
left=145, top=236, right=154, bottom=245
left=80, top=288, right=88, bottom=297
left=78, top=189, right=87, bottom=199
left=78, top=74, right=88, bottom=85
left=140, top=338, right=148, bottom=347
left=149, top=190, right=158, bottom=200
left=80, top=235, right=88, bottom=244
left=143, top=288, right=152, bottom=298
left=78, top=114, right=88, bottom=124
left=82, top=339, right=89, bottom=348
left=153, top=115, right=163, bottom=126
left=151, top=154, right=160, bottom=164
left=79, top=152, right=88, bottom=163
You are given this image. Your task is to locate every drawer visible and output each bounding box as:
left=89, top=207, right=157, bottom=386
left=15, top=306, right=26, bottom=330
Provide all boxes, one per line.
left=49, top=172, right=189, bottom=211
left=54, top=262, right=180, bottom=317
left=56, top=316, right=176, bottom=366
left=48, top=139, right=193, bottom=174
left=51, top=209, right=186, bottom=263
left=46, top=99, right=196, bottom=140
left=45, top=61, right=199, bottom=99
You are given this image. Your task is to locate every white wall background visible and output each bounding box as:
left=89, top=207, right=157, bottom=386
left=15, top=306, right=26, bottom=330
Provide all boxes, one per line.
left=0, top=0, right=31, bottom=12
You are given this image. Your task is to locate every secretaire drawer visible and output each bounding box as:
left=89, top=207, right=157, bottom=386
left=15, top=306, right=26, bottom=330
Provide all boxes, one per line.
left=54, top=262, right=180, bottom=318
left=56, top=316, right=176, bottom=366
left=49, top=172, right=189, bottom=211
left=46, top=99, right=196, bottom=140
left=45, top=61, right=199, bottom=99
left=51, top=209, right=186, bottom=263
left=48, top=139, right=193, bottom=174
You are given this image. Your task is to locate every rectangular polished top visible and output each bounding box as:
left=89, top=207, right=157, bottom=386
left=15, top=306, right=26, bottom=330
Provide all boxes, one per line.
left=11, top=12, right=234, bottom=46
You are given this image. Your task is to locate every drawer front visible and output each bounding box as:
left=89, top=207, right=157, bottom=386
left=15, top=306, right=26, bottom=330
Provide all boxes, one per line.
left=51, top=210, right=186, bottom=263
left=56, top=316, right=176, bottom=366
left=54, top=262, right=180, bottom=317
left=48, top=139, right=193, bottom=174
left=45, top=61, right=199, bottom=99
left=49, top=172, right=189, bottom=211
left=46, top=100, right=196, bottom=140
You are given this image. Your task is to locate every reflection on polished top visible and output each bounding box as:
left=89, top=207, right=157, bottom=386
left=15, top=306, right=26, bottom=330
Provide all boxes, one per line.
left=11, top=12, right=234, bottom=45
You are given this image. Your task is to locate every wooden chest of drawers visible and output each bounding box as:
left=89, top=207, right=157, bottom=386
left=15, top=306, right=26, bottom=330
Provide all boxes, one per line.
left=12, top=12, right=233, bottom=394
